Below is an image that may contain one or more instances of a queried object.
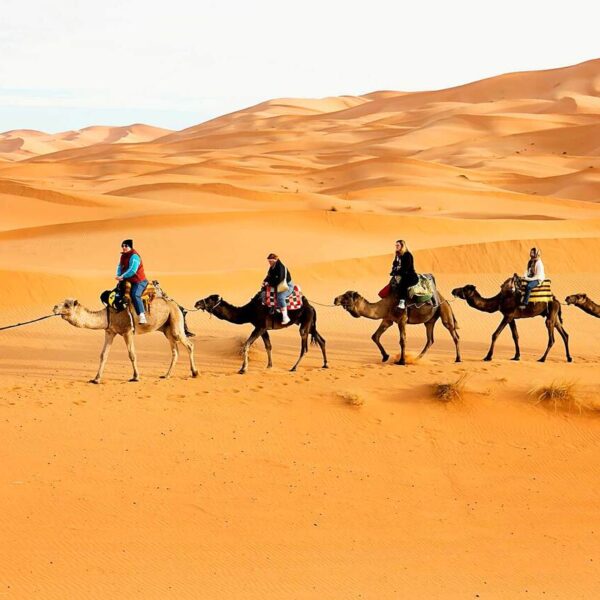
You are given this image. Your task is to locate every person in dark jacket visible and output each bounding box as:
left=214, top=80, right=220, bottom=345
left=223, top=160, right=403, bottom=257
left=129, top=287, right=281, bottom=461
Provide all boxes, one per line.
left=115, top=239, right=149, bottom=324
left=262, top=253, right=294, bottom=324
left=390, top=239, right=418, bottom=309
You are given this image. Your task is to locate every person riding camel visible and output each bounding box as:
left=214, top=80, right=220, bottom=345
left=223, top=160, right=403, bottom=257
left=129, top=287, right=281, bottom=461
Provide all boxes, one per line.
left=390, top=239, right=419, bottom=310
left=519, top=247, right=545, bottom=309
left=116, top=239, right=149, bottom=324
left=262, top=253, right=294, bottom=324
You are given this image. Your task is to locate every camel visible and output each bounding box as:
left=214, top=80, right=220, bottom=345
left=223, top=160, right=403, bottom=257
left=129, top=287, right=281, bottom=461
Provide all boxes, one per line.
left=194, top=294, right=327, bottom=373
left=52, top=297, right=198, bottom=383
left=333, top=290, right=461, bottom=365
left=451, top=280, right=572, bottom=362
left=565, top=294, right=600, bottom=318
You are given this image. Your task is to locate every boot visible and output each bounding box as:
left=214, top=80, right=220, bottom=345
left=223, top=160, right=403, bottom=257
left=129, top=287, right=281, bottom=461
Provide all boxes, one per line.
left=138, top=312, right=147, bottom=324
left=397, top=299, right=406, bottom=310
left=280, top=308, right=291, bottom=325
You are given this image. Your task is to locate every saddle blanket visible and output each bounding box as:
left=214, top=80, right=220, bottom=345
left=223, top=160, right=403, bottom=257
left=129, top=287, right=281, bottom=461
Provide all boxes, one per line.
left=519, top=279, right=553, bottom=303
left=263, top=285, right=303, bottom=311
left=408, top=273, right=437, bottom=304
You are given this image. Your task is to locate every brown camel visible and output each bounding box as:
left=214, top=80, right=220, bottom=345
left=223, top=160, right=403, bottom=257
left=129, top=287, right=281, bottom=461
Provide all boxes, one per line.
left=451, top=280, right=572, bottom=362
left=52, top=298, right=198, bottom=383
left=194, top=294, right=327, bottom=373
left=333, top=291, right=461, bottom=365
left=565, top=294, right=600, bottom=318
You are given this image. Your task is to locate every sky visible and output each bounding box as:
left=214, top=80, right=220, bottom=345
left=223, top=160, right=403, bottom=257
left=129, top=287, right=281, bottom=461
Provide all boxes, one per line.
left=0, top=0, right=598, bottom=133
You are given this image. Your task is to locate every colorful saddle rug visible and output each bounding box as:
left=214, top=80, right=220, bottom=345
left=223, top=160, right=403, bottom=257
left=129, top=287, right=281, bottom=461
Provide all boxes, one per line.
left=408, top=273, right=437, bottom=304
left=519, top=279, right=553, bottom=303
left=263, top=285, right=303, bottom=311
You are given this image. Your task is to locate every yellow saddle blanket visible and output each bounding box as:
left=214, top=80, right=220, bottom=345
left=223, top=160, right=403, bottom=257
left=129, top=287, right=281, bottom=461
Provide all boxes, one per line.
left=520, top=279, right=553, bottom=303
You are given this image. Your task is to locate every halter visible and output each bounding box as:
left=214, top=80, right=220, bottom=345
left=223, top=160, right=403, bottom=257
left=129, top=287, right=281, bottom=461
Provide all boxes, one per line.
left=205, top=297, right=222, bottom=314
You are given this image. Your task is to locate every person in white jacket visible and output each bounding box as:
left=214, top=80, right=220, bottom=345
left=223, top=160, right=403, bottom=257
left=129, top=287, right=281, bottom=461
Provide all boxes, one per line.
left=520, top=247, right=545, bottom=308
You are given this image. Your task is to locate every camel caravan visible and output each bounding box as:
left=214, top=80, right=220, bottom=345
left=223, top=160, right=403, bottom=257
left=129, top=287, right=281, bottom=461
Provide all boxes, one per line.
left=47, top=239, right=596, bottom=382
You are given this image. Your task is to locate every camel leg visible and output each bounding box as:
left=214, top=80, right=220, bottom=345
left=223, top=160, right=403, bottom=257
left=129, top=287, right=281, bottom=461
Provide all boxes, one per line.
left=161, top=331, right=179, bottom=379
left=290, top=326, right=309, bottom=372
left=123, top=330, right=140, bottom=382
left=371, top=319, right=394, bottom=362
left=394, top=320, right=408, bottom=366
left=538, top=317, right=556, bottom=363
left=262, top=331, right=273, bottom=368
left=90, top=330, right=115, bottom=384
left=509, top=320, right=521, bottom=361
left=483, top=316, right=511, bottom=361
left=554, top=321, right=573, bottom=363
left=240, top=327, right=264, bottom=374
left=416, top=318, right=436, bottom=361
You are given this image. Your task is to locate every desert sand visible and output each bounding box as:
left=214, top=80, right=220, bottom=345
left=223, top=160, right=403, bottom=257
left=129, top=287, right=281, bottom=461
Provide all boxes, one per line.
left=1, top=59, right=600, bottom=598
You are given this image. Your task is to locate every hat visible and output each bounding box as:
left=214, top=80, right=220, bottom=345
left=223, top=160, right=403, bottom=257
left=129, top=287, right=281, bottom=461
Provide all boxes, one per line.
left=122, top=239, right=133, bottom=248
left=266, top=253, right=278, bottom=260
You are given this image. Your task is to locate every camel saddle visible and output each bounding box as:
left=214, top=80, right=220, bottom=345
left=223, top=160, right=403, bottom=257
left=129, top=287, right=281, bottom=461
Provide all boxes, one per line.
left=263, top=284, right=303, bottom=311
left=408, top=274, right=437, bottom=304
left=101, top=282, right=156, bottom=313
left=122, top=281, right=156, bottom=312
left=517, top=278, right=553, bottom=303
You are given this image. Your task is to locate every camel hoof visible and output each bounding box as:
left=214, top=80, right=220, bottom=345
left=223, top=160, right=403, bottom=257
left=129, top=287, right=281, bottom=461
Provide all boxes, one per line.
left=382, top=355, right=389, bottom=363
left=267, top=364, right=273, bottom=369
left=483, top=356, right=492, bottom=362
left=537, top=358, right=546, bottom=363
left=511, top=356, right=520, bottom=361
left=129, top=378, right=139, bottom=382
left=238, top=369, right=246, bottom=375
left=89, top=379, right=100, bottom=385
left=394, top=360, right=406, bottom=366
left=289, top=367, right=297, bottom=372
left=455, top=358, right=462, bottom=363
left=191, top=371, right=199, bottom=378
left=322, top=364, right=329, bottom=369
left=567, top=357, right=573, bottom=363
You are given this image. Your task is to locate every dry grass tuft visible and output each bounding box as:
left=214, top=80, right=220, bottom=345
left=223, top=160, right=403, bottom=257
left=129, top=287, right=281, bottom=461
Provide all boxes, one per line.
left=433, top=374, right=468, bottom=403
left=339, top=391, right=366, bottom=408
left=529, top=381, right=580, bottom=412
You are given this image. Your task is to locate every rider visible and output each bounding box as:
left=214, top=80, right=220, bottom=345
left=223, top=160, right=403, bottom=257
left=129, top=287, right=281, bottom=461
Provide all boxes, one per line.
left=263, top=253, right=294, bottom=324
left=520, top=247, right=545, bottom=309
left=390, top=239, right=418, bottom=310
left=116, top=239, right=149, bottom=324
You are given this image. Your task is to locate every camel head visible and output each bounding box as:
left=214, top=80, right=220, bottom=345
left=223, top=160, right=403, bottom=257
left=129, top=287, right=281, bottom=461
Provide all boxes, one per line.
left=565, top=293, right=587, bottom=306
left=195, top=295, right=222, bottom=313
left=334, top=291, right=362, bottom=318
left=53, top=298, right=80, bottom=319
left=452, top=285, right=477, bottom=301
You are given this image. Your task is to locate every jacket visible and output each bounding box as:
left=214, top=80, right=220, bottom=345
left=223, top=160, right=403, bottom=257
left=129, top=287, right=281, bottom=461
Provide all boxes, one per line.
left=265, top=260, right=292, bottom=287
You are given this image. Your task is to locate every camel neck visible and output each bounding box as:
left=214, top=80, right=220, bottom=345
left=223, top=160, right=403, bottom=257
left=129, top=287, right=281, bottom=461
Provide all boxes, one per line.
left=68, top=306, right=109, bottom=330
left=357, top=295, right=394, bottom=320
left=579, top=299, right=600, bottom=318
left=214, top=300, right=253, bottom=324
left=466, top=292, right=501, bottom=313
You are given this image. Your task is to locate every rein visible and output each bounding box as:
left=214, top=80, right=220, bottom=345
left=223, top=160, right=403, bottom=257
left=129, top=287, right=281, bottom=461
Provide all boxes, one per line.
left=0, top=313, right=59, bottom=332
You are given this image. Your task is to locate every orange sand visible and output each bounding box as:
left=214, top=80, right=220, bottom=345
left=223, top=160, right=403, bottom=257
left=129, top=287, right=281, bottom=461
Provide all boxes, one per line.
left=1, top=59, right=599, bottom=598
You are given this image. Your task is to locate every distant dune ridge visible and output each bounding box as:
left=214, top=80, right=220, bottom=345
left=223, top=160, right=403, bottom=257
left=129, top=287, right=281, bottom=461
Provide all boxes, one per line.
left=1, top=59, right=600, bottom=599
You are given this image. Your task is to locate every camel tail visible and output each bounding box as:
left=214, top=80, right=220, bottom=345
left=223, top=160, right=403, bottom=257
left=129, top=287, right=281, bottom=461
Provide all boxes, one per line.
left=310, top=306, right=319, bottom=345
left=178, top=304, right=196, bottom=338
left=557, top=298, right=564, bottom=324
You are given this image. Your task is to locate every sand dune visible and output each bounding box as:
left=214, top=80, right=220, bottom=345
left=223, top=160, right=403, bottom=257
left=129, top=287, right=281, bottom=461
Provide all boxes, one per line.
left=0, top=123, right=171, bottom=162
left=1, top=59, right=600, bottom=598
